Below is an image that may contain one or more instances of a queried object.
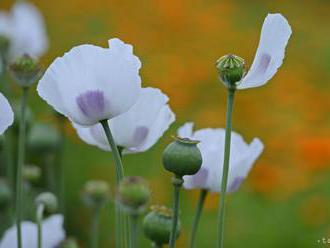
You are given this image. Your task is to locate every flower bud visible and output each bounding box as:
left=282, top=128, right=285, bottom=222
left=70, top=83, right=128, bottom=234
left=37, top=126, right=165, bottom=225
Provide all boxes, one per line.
left=82, top=180, right=110, bottom=208
left=117, top=176, right=151, bottom=214
left=35, top=192, right=58, bottom=214
left=216, top=54, right=245, bottom=88
left=9, top=54, right=41, bottom=88
left=0, top=179, right=11, bottom=210
left=163, top=137, right=202, bottom=177
left=143, top=205, right=180, bottom=245
left=28, top=123, right=60, bottom=154
left=23, top=164, right=41, bottom=183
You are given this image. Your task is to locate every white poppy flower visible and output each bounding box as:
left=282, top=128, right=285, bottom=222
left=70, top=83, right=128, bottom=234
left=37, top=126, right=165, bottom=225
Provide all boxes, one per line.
left=73, top=87, right=175, bottom=153
left=0, top=214, right=65, bottom=248
left=178, top=123, right=264, bottom=193
left=237, top=13, right=292, bottom=89
left=0, top=92, right=14, bottom=135
left=37, top=38, right=142, bottom=126
left=0, top=2, right=48, bottom=60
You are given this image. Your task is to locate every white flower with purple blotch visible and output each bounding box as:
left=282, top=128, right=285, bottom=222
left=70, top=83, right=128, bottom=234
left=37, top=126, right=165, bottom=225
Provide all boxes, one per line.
left=37, top=38, right=142, bottom=126
left=0, top=214, right=65, bottom=248
left=74, top=87, right=175, bottom=153
left=0, top=2, right=48, bottom=61
left=237, top=13, right=292, bottom=89
left=178, top=123, right=264, bottom=193
left=0, top=92, right=14, bottom=135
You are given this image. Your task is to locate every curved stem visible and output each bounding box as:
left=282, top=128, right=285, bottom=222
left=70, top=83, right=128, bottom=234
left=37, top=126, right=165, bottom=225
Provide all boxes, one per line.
left=100, top=120, right=124, bottom=182
left=190, top=189, right=208, bottom=248
left=36, top=204, right=45, bottom=248
left=130, top=214, right=138, bottom=248
left=90, top=206, right=101, bottom=248
left=169, top=175, right=183, bottom=248
left=100, top=120, right=125, bottom=248
left=217, top=88, right=235, bottom=248
left=15, top=88, right=29, bottom=248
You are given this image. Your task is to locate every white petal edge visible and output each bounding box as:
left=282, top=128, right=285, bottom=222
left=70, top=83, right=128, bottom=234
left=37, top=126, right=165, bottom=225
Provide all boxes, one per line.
left=238, top=13, right=292, bottom=89
left=0, top=93, right=14, bottom=135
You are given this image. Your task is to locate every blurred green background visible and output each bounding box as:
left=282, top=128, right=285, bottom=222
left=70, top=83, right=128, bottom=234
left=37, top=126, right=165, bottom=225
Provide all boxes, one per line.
left=1, top=0, right=330, bottom=247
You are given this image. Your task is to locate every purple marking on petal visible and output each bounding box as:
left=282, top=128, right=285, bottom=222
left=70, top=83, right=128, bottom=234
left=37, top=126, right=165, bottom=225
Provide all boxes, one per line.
left=132, top=126, right=149, bottom=146
left=76, top=90, right=105, bottom=119
left=255, top=53, right=271, bottom=75
left=227, top=177, right=244, bottom=193
left=192, top=167, right=209, bottom=188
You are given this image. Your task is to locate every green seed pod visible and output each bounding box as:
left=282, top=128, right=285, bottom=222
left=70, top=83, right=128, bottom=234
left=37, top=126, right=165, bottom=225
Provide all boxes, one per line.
left=9, top=54, right=42, bottom=88
left=216, top=54, right=245, bottom=88
left=82, top=180, right=110, bottom=208
left=35, top=192, right=58, bottom=214
left=163, top=137, right=202, bottom=177
left=117, top=176, right=151, bottom=214
left=23, top=164, right=41, bottom=183
left=0, top=179, right=11, bottom=210
left=28, top=123, right=60, bottom=154
left=143, top=205, right=180, bottom=245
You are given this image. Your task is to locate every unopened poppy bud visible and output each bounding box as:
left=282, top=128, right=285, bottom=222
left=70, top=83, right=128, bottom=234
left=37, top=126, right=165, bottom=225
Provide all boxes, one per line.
left=0, top=179, right=11, bottom=210
left=28, top=123, right=60, bottom=154
left=35, top=192, right=58, bottom=214
left=23, top=165, right=41, bottom=183
left=82, top=180, right=110, bottom=208
left=163, top=137, right=202, bottom=177
left=117, top=176, right=151, bottom=213
left=9, top=54, right=41, bottom=88
left=216, top=54, right=245, bottom=88
left=143, top=205, right=180, bottom=245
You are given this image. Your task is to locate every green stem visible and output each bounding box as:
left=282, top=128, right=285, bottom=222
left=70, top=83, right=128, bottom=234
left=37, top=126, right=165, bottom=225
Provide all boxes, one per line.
left=115, top=203, right=122, bottom=248
left=90, top=206, right=101, bottom=248
left=169, top=175, right=183, bottom=248
left=100, top=120, right=125, bottom=248
left=217, top=88, right=235, bottom=248
left=36, top=204, right=45, bottom=248
left=56, top=114, right=66, bottom=214
left=15, top=88, right=29, bottom=248
left=118, top=146, right=131, bottom=248
left=100, top=120, right=124, bottom=182
left=190, top=189, right=208, bottom=248
left=130, top=214, right=138, bottom=248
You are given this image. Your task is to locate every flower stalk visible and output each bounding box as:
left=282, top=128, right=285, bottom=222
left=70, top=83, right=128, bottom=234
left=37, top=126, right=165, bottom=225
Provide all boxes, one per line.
left=217, top=87, right=235, bottom=248
left=90, top=206, right=101, bottom=248
left=190, top=189, right=208, bottom=248
left=99, top=120, right=125, bottom=248
left=15, top=87, right=29, bottom=248
left=130, top=214, right=138, bottom=248
left=36, top=203, right=45, bottom=248
left=169, top=175, right=183, bottom=248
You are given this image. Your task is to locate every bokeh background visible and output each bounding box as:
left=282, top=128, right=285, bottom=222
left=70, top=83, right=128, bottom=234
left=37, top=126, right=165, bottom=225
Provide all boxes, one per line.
left=1, top=0, right=330, bottom=247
